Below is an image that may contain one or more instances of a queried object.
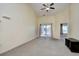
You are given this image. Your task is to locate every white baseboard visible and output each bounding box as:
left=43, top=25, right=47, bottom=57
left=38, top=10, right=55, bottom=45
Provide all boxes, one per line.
left=0, top=36, right=38, bottom=55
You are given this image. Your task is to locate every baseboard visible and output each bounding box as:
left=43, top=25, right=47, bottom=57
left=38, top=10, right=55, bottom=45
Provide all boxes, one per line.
left=0, top=36, right=38, bottom=55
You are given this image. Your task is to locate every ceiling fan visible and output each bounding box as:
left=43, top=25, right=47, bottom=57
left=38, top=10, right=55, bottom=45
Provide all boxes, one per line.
left=40, top=3, right=55, bottom=12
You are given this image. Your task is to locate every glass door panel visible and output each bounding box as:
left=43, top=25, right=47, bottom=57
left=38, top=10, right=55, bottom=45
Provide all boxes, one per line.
left=40, top=24, right=52, bottom=37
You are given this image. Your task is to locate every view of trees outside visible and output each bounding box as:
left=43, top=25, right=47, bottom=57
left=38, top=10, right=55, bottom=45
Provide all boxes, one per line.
left=40, top=24, right=51, bottom=37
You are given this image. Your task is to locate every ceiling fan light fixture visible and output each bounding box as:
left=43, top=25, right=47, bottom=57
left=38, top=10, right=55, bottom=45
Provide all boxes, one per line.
left=46, top=8, right=50, bottom=10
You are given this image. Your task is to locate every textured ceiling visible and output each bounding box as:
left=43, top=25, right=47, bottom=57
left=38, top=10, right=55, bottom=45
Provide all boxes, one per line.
left=30, top=3, right=69, bottom=16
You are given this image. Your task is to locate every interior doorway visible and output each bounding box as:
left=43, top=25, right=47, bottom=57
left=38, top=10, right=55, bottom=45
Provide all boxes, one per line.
left=40, top=24, right=52, bottom=38
left=60, top=23, right=68, bottom=40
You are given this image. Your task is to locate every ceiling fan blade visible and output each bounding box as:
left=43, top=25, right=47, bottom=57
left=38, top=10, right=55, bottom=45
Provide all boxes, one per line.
left=43, top=4, right=48, bottom=7
left=50, top=3, right=54, bottom=6
left=50, top=7, right=55, bottom=9
left=40, top=8, right=46, bottom=10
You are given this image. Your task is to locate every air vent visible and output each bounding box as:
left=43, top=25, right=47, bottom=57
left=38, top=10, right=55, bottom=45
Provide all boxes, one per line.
left=2, top=16, right=10, bottom=20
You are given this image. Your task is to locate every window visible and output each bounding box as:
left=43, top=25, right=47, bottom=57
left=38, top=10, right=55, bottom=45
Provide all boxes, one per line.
left=62, top=25, right=68, bottom=34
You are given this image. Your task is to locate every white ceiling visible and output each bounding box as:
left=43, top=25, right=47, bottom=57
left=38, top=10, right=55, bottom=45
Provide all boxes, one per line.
left=30, top=3, right=69, bottom=16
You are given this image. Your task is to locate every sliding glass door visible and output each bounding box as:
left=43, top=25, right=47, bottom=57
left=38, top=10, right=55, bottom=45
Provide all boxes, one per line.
left=40, top=24, right=52, bottom=37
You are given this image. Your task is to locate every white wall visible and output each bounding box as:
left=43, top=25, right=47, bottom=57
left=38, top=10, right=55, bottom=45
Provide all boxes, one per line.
left=0, top=3, right=37, bottom=54
left=38, top=8, right=69, bottom=39
left=69, top=4, right=79, bottom=40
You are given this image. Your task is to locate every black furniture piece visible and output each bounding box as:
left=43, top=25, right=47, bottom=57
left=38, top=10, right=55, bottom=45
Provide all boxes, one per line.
left=65, top=38, right=79, bottom=53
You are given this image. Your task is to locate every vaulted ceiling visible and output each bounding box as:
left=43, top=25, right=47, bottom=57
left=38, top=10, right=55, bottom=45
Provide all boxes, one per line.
left=30, top=3, right=69, bottom=16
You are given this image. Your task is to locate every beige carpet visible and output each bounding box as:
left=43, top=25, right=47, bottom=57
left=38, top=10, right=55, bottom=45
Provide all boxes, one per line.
left=1, top=37, right=79, bottom=56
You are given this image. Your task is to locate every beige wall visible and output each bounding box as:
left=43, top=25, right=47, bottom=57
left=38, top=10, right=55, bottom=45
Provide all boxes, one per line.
left=1, top=3, right=79, bottom=54
left=38, top=8, right=69, bottom=39
left=0, top=4, right=37, bottom=54
left=69, top=4, right=79, bottom=40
